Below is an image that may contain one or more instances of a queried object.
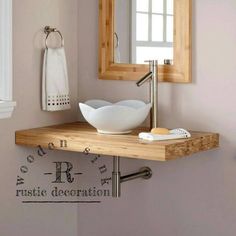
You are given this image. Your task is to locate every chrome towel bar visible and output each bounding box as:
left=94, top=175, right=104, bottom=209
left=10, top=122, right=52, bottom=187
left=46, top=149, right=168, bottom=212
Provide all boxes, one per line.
left=44, top=26, right=64, bottom=49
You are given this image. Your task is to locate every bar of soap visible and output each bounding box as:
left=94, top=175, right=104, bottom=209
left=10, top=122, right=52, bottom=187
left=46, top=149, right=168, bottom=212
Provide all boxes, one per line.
left=151, top=128, right=170, bottom=135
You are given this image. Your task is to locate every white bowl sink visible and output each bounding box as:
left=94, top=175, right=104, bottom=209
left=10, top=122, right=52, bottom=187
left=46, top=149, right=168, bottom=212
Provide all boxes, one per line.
left=79, top=100, right=151, bottom=134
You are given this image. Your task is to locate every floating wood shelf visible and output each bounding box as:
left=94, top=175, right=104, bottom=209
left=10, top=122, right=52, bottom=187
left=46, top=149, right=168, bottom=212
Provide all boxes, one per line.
left=15, top=122, right=219, bottom=161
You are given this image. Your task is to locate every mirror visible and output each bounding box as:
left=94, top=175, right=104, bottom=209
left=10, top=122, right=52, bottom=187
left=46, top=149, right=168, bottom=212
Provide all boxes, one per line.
left=114, top=0, right=174, bottom=65
left=99, top=0, right=192, bottom=83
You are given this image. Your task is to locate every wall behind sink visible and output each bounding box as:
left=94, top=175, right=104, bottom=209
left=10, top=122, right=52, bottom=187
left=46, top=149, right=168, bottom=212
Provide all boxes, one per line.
left=77, top=0, right=236, bottom=236
left=0, top=1, right=80, bottom=235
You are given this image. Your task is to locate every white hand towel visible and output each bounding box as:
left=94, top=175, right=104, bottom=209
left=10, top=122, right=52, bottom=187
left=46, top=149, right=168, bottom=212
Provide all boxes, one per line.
left=42, top=47, right=71, bottom=111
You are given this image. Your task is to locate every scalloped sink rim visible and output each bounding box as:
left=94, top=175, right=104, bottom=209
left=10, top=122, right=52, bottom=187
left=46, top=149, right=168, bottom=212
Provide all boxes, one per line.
left=79, top=100, right=151, bottom=134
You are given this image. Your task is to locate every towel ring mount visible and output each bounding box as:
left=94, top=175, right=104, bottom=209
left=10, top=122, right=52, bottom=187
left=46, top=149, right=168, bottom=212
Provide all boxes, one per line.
left=44, top=26, right=64, bottom=49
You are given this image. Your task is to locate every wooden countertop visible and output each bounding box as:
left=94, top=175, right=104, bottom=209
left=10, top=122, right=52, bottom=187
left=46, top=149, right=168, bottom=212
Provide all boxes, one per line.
left=15, top=122, right=219, bottom=161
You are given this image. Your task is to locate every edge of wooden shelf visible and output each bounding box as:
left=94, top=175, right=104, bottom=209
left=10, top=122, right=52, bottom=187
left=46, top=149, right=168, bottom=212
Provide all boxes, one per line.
left=15, top=122, right=219, bottom=162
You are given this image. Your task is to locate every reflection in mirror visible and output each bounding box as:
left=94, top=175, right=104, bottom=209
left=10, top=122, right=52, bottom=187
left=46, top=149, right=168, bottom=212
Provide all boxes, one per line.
left=114, top=0, right=174, bottom=65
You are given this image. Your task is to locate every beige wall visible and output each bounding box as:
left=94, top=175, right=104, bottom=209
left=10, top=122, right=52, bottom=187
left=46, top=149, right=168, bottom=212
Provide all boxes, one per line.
left=0, top=1, right=80, bottom=235
left=77, top=0, right=236, bottom=236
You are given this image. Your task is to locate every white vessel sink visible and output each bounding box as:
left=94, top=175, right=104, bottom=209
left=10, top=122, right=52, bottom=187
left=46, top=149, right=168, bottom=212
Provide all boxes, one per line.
left=79, top=100, right=151, bottom=134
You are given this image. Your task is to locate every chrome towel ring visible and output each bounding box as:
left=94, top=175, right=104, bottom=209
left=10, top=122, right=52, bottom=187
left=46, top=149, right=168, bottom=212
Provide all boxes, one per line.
left=44, top=26, right=64, bottom=49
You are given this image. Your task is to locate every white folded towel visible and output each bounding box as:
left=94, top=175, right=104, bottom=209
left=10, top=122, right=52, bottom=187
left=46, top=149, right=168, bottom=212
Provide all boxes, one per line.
left=42, top=47, right=71, bottom=111
left=139, top=128, right=191, bottom=141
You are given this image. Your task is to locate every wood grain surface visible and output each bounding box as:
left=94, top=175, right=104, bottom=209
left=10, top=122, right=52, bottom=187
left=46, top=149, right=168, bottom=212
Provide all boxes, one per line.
left=15, top=122, right=219, bottom=161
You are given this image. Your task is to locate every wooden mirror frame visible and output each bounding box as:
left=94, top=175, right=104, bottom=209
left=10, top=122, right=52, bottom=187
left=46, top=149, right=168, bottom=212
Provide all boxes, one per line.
left=99, top=0, right=192, bottom=83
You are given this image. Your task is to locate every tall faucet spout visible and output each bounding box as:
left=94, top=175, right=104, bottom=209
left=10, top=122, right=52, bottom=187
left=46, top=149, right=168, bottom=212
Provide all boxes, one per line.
left=136, top=60, right=158, bottom=129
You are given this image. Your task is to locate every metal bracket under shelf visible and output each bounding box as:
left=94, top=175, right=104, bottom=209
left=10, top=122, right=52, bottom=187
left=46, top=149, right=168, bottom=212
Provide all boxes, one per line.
left=112, top=156, right=152, bottom=198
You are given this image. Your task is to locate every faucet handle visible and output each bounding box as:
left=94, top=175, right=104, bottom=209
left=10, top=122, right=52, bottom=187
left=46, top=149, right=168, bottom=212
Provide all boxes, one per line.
left=136, top=71, right=153, bottom=87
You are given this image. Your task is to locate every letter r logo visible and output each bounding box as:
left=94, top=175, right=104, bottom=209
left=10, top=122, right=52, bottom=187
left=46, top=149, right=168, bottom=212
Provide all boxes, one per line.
left=52, top=162, right=74, bottom=183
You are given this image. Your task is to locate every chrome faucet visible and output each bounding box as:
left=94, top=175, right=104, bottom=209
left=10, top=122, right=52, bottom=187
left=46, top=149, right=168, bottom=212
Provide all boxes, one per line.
left=136, top=60, right=158, bottom=129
